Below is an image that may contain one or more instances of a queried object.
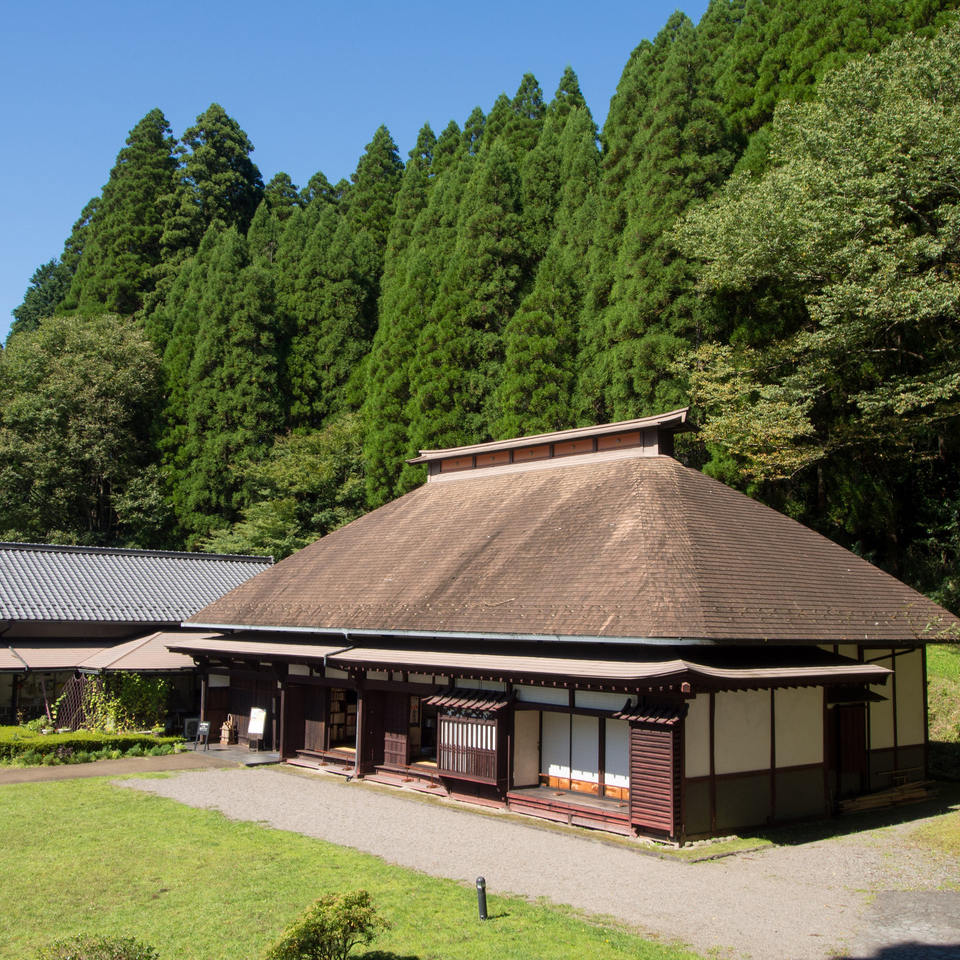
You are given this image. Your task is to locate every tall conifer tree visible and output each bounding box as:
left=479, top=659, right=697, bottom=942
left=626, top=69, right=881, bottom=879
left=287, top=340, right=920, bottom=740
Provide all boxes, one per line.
left=61, top=109, right=179, bottom=317
left=159, top=103, right=264, bottom=262
left=169, top=227, right=282, bottom=539
left=585, top=12, right=736, bottom=419
left=363, top=124, right=441, bottom=504
left=407, top=143, right=525, bottom=454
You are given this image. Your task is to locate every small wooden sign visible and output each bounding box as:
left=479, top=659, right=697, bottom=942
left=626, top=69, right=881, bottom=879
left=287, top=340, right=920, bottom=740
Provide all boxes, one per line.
left=248, top=708, right=266, bottom=736
left=193, top=720, right=211, bottom=751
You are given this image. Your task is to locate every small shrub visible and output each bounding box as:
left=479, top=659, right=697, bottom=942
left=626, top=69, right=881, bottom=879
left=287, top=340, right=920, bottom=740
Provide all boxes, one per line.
left=36, top=933, right=159, bottom=960
left=126, top=745, right=144, bottom=758
left=263, top=890, right=388, bottom=960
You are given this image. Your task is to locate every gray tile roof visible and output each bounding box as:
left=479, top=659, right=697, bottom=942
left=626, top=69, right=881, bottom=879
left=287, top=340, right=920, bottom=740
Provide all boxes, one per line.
left=0, top=543, right=272, bottom=624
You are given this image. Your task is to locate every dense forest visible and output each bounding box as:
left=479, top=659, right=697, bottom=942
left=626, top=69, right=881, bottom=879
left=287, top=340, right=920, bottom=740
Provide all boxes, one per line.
left=5, top=0, right=960, bottom=614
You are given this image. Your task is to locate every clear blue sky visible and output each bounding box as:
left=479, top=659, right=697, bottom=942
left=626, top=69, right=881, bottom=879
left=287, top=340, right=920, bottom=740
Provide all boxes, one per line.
left=1, top=0, right=709, bottom=343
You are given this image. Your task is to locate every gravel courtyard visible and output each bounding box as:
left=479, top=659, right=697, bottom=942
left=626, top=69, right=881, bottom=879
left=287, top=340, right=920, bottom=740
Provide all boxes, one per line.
left=122, top=765, right=960, bottom=960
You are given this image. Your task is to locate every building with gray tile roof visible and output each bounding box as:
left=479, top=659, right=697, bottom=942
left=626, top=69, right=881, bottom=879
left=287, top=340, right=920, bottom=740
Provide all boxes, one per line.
left=0, top=543, right=272, bottom=724
left=1, top=543, right=272, bottom=637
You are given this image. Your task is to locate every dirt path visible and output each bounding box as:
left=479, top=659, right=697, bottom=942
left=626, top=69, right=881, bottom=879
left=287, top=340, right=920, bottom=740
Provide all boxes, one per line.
left=118, top=765, right=960, bottom=960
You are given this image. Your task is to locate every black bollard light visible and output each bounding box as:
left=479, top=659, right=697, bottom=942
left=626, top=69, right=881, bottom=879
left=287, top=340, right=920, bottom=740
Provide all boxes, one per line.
left=476, top=876, right=488, bottom=920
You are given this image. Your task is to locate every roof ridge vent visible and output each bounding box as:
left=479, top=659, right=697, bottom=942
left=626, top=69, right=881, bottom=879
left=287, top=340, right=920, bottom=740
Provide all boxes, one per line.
left=408, top=408, right=693, bottom=482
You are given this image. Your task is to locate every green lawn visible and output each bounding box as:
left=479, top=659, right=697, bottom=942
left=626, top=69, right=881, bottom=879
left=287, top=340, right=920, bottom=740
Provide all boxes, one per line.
left=928, top=644, right=960, bottom=780
left=0, top=777, right=700, bottom=960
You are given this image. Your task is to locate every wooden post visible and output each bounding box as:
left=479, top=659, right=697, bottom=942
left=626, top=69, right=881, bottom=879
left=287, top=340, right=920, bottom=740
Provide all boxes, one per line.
left=354, top=674, right=367, bottom=778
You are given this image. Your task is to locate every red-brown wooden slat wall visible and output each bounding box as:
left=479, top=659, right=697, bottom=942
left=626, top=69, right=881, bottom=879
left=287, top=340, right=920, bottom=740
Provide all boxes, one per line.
left=629, top=725, right=680, bottom=836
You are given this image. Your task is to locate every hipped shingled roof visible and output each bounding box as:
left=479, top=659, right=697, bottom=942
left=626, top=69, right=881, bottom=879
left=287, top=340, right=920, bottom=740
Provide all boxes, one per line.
left=188, top=439, right=959, bottom=645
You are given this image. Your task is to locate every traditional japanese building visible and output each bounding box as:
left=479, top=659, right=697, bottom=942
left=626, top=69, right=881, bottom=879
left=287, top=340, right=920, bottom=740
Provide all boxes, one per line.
left=173, top=410, right=957, bottom=841
left=0, top=543, right=272, bottom=728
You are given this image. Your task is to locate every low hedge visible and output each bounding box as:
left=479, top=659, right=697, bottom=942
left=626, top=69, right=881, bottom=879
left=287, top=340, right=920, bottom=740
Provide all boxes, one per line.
left=0, top=727, right=184, bottom=762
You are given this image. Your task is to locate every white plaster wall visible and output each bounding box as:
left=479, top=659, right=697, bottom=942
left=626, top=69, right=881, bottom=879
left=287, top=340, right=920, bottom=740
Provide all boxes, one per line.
left=896, top=647, right=925, bottom=747
left=516, top=685, right=569, bottom=705
left=870, top=652, right=895, bottom=750
left=542, top=711, right=570, bottom=778
left=715, top=689, right=771, bottom=775
left=774, top=687, right=823, bottom=767
left=208, top=674, right=230, bottom=688
left=575, top=690, right=630, bottom=711
left=512, top=710, right=541, bottom=785
left=571, top=715, right=599, bottom=783
left=454, top=679, right=506, bottom=692
left=605, top=719, right=630, bottom=788
left=685, top=694, right=711, bottom=778
left=325, top=667, right=350, bottom=680
left=288, top=664, right=312, bottom=677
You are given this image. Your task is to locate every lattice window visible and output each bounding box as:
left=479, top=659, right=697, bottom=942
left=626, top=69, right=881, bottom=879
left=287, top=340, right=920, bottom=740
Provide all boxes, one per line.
left=438, top=715, right=497, bottom=780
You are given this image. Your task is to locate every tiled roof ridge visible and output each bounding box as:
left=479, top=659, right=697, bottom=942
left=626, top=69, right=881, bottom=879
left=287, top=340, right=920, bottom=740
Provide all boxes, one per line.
left=0, top=542, right=273, bottom=564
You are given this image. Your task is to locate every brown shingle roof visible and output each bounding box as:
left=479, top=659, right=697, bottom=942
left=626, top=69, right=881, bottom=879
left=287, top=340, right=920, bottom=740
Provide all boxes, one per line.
left=188, top=455, right=958, bottom=644
left=77, top=631, right=216, bottom=672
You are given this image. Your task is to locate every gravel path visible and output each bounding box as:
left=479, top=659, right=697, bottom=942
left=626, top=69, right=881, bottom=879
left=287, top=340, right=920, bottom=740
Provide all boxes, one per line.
left=123, top=766, right=960, bottom=960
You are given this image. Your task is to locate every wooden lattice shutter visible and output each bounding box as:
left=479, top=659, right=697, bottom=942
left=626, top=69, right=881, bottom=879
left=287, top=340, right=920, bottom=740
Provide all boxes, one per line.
left=629, top=724, right=681, bottom=838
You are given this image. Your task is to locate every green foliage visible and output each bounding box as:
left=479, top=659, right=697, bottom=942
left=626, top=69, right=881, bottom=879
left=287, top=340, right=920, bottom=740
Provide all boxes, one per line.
left=103, top=675, right=171, bottom=731
left=9, top=259, right=72, bottom=342
left=580, top=10, right=736, bottom=421
left=928, top=645, right=960, bottom=779
left=61, top=109, right=179, bottom=317
left=0, top=314, right=166, bottom=545
left=263, top=891, right=388, bottom=960
left=35, top=934, right=159, bottom=960
left=680, top=23, right=960, bottom=465
left=0, top=728, right=181, bottom=763
left=163, top=226, right=284, bottom=542
left=199, top=414, right=367, bottom=559
left=161, top=103, right=264, bottom=259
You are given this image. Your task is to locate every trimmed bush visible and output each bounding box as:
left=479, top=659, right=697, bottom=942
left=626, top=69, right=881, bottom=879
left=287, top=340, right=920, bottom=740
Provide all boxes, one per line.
left=0, top=729, right=183, bottom=764
left=263, top=890, right=388, bottom=960
left=36, top=933, right=159, bottom=960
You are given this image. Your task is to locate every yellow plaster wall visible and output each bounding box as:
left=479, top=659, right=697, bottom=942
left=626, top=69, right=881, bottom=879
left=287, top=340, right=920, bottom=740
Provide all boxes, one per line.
left=870, top=652, right=895, bottom=750
left=685, top=694, right=711, bottom=778
left=895, top=647, right=925, bottom=747
left=715, top=689, right=771, bottom=775
left=774, top=687, right=823, bottom=767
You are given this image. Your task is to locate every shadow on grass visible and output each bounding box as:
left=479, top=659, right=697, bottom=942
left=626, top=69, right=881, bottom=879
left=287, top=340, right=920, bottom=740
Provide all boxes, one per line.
left=930, top=742, right=960, bottom=781
left=360, top=953, right=421, bottom=959
left=751, top=779, right=960, bottom=849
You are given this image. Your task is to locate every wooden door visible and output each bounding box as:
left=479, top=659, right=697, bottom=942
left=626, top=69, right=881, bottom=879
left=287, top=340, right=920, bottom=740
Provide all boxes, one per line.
left=383, top=692, right=410, bottom=767
left=280, top=684, right=305, bottom=758
left=828, top=704, right=867, bottom=799
left=303, top=687, right=325, bottom=752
